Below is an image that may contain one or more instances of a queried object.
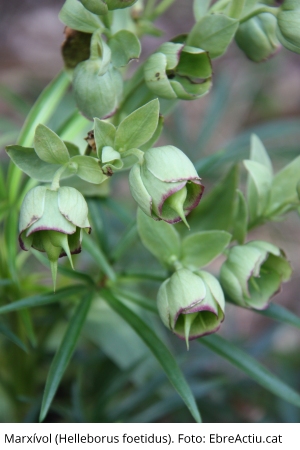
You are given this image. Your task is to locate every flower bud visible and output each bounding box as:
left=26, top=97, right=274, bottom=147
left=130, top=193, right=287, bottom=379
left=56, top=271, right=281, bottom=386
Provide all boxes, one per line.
left=144, top=42, right=212, bottom=100
left=73, top=36, right=123, bottom=120
left=277, top=0, right=300, bottom=54
left=19, top=185, right=91, bottom=289
left=105, top=0, right=138, bottom=10
left=157, top=269, right=225, bottom=346
left=79, top=0, right=108, bottom=15
left=220, top=241, right=292, bottom=310
left=235, top=13, right=280, bottom=62
left=129, top=146, right=204, bottom=226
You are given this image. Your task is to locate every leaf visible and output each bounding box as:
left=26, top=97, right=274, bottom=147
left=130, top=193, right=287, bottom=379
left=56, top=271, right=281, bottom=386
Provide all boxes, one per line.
left=232, top=189, right=248, bottom=244
left=64, top=142, right=80, bottom=157
left=267, top=155, right=300, bottom=216
left=94, top=118, right=116, bottom=155
left=115, top=99, right=160, bottom=152
left=249, top=134, right=273, bottom=172
left=139, top=115, right=164, bottom=152
left=0, top=286, right=87, bottom=315
left=82, top=236, right=116, bottom=281
left=187, top=14, right=239, bottom=59
left=71, top=155, right=107, bottom=184
left=6, top=145, right=61, bottom=182
left=244, top=160, right=272, bottom=220
left=181, top=230, right=231, bottom=268
left=108, top=30, right=141, bottom=67
left=59, top=0, right=103, bottom=33
left=189, top=165, right=239, bottom=231
left=137, top=208, right=181, bottom=267
left=34, top=124, right=70, bottom=165
left=102, top=289, right=202, bottom=423
left=200, top=334, right=300, bottom=408
left=39, top=293, right=93, bottom=422
left=193, top=0, right=211, bottom=21
left=0, top=321, right=28, bottom=352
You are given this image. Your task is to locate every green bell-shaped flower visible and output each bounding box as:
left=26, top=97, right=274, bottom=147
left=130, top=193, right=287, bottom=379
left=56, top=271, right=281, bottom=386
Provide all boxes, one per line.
left=220, top=241, right=292, bottom=310
left=19, top=185, right=91, bottom=289
left=129, top=146, right=204, bottom=226
left=277, top=0, right=300, bottom=54
left=73, top=33, right=123, bottom=120
left=235, top=13, right=280, bottom=62
left=144, top=42, right=212, bottom=100
left=157, top=269, right=225, bottom=346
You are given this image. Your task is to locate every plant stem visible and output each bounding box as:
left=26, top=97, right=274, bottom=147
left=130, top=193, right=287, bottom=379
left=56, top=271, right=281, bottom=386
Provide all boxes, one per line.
left=150, top=0, right=177, bottom=20
left=83, top=236, right=116, bottom=282
left=240, top=5, right=279, bottom=23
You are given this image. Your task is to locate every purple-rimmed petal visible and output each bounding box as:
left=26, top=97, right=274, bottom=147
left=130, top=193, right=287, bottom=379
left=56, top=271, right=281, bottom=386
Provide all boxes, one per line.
left=19, top=186, right=47, bottom=235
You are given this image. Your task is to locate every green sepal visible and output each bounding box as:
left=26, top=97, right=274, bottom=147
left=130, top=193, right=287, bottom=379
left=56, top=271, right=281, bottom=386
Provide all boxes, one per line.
left=181, top=230, right=232, bottom=269
left=193, top=0, right=211, bottom=21
left=108, top=30, right=141, bottom=67
left=277, top=0, right=300, bottom=54
left=187, top=14, right=239, bottom=59
left=94, top=119, right=116, bottom=156
left=70, top=155, right=108, bottom=184
left=79, top=0, right=108, bottom=15
left=137, top=208, right=181, bottom=268
left=106, top=0, right=138, bottom=10
left=34, top=124, right=70, bottom=165
left=244, top=160, right=272, bottom=220
left=59, top=0, right=103, bottom=33
left=115, top=99, right=159, bottom=152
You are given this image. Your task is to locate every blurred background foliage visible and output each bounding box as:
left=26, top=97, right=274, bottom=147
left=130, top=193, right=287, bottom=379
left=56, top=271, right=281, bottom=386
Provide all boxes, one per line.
left=0, top=0, right=300, bottom=423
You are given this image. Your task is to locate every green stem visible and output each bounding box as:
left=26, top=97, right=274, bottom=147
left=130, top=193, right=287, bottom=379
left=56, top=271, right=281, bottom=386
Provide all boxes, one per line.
left=82, top=236, right=116, bottom=282
left=150, top=0, right=177, bottom=20
left=144, top=0, right=158, bottom=17
left=228, top=0, right=245, bottom=19
left=240, top=5, right=279, bottom=23
left=51, top=166, right=67, bottom=191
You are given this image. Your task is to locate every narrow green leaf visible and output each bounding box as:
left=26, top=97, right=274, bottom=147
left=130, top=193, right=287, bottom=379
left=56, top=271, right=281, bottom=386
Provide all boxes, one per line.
left=102, top=289, right=202, bottom=423
left=83, top=236, right=116, bottom=281
left=0, top=321, right=28, bottom=352
left=0, top=286, right=87, bottom=315
left=39, top=293, right=93, bottom=422
left=250, top=134, right=273, bottom=172
left=232, top=189, right=248, bottom=244
left=115, top=99, right=160, bottom=152
left=108, top=30, right=141, bottom=67
left=181, top=230, right=231, bottom=268
left=201, top=334, right=300, bottom=408
left=71, top=155, right=107, bottom=184
left=256, top=303, right=300, bottom=331
left=187, top=14, right=239, bottom=58
left=137, top=208, right=180, bottom=267
left=111, top=222, right=138, bottom=262
left=34, top=124, right=70, bottom=165
left=17, top=71, right=70, bottom=148
left=59, top=0, right=103, bottom=33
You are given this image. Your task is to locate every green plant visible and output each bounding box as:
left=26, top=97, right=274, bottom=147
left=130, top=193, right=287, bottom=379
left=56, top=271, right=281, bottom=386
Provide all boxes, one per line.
left=1, top=0, right=300, bottom=423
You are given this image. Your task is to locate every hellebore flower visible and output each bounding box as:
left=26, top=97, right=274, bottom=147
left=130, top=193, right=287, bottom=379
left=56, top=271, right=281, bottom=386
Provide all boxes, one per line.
left=157, top=269, right=225, bottom=346
left=220, top=241, right=292, bottom=310
left=73, top=34, right=123, bottom=120
left=129, top=146, right=204, bottom=226
left=19, top=185, right=91, bottom=288
left=235, top=13, right=280, bottom=62
left=144, top=42, right=212, bottom=100
left=277, top=0, right=300, bottom=54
